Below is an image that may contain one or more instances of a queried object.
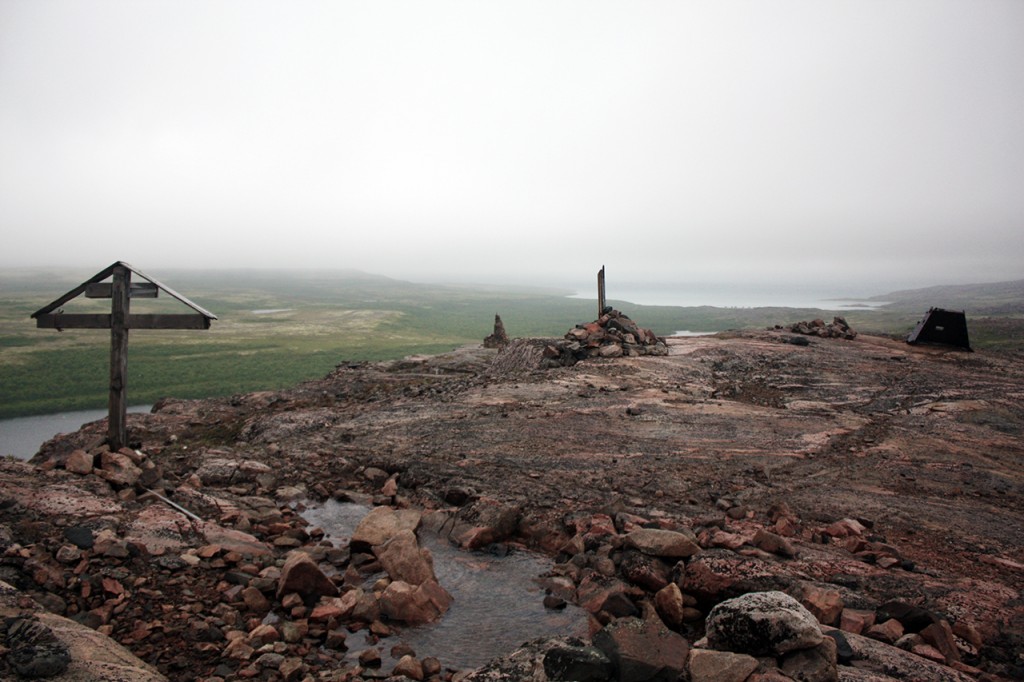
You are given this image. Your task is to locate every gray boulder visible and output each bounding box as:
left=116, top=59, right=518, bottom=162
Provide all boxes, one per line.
left=705, top=590, right=824, bottom=656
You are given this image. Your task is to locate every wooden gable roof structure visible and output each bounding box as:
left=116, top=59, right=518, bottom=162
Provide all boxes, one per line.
left=31, top=262, right=217, bottom=450
left=31, top=261, right=216, bottom=330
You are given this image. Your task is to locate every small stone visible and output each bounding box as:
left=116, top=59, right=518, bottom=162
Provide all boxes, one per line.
left=392, top=654, right=425, bottom=680
left=65, top=449, right=95, bottom=474
left=241, top=586, right=270, bottom=613
left=358, top=648, right=382, bottom=667
left=865, top=618, right=904, bottom=644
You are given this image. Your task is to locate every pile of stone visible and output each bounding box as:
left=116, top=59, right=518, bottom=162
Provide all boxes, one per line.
left=563, top=308, right=667, bottom=360
left=488, top=309, right=667, bottom=373
left=789, top=316, right=857, bottom=340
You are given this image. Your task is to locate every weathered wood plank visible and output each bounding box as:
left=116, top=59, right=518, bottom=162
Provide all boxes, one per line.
left=35, top=313, right=112, bottom=329
left=85, top=282, right=159, bottom=299
left=35, top=313, right=211, bottom=330
left=124, top=314, right=212, bottom=330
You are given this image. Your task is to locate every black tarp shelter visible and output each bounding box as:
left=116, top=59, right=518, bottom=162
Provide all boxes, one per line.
left=906, top=307, right=972, bottom=351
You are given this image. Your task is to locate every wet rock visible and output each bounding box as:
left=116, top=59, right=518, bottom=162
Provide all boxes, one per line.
left=591, top=616, right=689, bottom=682
left=621, top=528, right=700, bottom=559
left=276, top=551, right=339, bottom=601
left=358, top=647, right=382, bottom=667
left=687, top=648, right=759, bottom=682
left=378, top=579, right=453, bottom=624
left=393, top=654, right=425, bottom=680
left=375, top=529, right=437, bottom=585
left=455, top=497, right=522, bottom=549
left=351, top=506, right=422, bottom=550
left=542, top=640, right=612, bottom=681
left=705, top=591, right=824, bottom=656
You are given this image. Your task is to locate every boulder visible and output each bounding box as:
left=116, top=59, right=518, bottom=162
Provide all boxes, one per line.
left=542, top=640, right=612, bottom=681
left=687, top=648, right=759, bottom=682
left=622, top=528, right=701, bottom=559
left=375, top=529, right=437, bottom=585
left=351, top=506, right=422, bottom=550
left=705, top=591, right=824, bottom=656
left=276, top=551, right=339, bottom=601
left=378, top=579, right=453, bottom=624
left=591, top=616, right=689, bottom=682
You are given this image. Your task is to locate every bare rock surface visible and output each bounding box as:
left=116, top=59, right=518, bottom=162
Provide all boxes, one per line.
left=3, top=329, right=1022, bottom=680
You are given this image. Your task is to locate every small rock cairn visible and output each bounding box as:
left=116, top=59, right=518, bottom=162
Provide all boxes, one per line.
left=490, top=308, right=667, bottom=373
left=789, top=316, right=857, bottom=340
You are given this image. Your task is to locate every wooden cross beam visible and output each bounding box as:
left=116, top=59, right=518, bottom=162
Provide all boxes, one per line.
left=31, top=262, right=216, bottom=451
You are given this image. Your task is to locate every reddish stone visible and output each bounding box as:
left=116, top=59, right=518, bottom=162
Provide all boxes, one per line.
left=839, top=608, right=875, bottom=635
left=276, top=551, right=339, bottom=601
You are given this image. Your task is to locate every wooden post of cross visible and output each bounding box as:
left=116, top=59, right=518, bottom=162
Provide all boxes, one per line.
left=108, top=263, right=131, bottom=449
left=31, top=261, right=217, bottom=451
left=597, top=265, right=606, bottom=318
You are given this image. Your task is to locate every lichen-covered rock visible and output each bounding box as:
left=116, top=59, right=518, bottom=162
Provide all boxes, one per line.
left=705, top=591, right=824, bottom=656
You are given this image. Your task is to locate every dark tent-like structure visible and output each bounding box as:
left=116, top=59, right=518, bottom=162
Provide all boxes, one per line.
left=906, top=308, right=972, bottom=351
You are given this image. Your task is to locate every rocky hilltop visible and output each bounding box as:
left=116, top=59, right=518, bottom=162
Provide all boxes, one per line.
left=2, top=324, right=1023, bottom=681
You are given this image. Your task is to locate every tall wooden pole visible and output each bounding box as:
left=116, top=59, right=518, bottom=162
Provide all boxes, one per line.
left=597, top=265, right=606, bottom=318
left=108, top=264, right=130, bottom=450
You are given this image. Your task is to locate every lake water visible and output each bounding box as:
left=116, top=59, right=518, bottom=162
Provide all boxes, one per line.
left=0, top=406, right=151, bottom=460
left=570, top=282, right=890, bottom=310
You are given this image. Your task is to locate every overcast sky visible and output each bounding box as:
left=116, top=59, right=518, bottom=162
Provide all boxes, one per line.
left=2, top=1, right=1023, bottom=295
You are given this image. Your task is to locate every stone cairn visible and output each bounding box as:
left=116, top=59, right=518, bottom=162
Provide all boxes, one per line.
left=490, top=308, right=667, bottom=374
left=789, top=316, right=857, bottom=340
left=483, top=314, right=509, bottom=348
left=561, top=308, right=667, bottom=361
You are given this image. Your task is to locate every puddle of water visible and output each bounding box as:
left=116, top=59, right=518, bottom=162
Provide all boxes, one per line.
left=302, top=500, right=587, bottom=671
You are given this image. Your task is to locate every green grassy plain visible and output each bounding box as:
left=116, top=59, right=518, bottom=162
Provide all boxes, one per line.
left=2, top=268, right=1021, bottom=418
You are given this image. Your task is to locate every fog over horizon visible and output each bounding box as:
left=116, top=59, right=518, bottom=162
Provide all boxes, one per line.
left=2, top=1, right=1023, bottom=299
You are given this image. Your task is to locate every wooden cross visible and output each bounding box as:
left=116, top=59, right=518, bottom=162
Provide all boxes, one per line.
left=31, top=262, right=217, bottom=451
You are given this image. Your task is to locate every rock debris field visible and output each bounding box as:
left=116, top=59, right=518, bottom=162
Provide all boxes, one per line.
left=2, top=325, right=1023, bottom=681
